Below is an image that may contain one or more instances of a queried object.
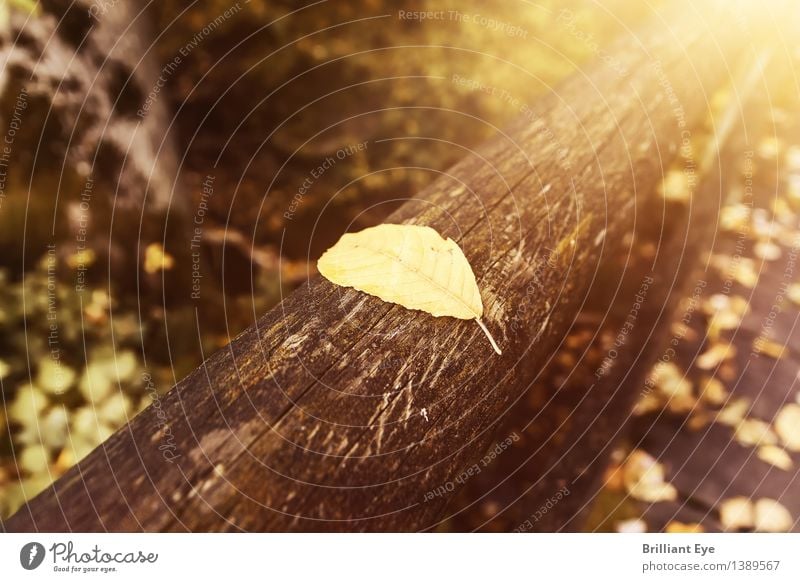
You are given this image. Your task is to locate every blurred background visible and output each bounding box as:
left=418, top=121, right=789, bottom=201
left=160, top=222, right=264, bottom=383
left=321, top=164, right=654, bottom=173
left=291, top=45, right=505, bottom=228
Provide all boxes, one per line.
left=1, top=0, right=799, bottom=532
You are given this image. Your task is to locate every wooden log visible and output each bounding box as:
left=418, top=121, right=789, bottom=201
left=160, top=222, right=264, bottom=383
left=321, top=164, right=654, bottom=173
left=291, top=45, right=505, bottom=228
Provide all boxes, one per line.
left=4, top=1, right=761, bottom=532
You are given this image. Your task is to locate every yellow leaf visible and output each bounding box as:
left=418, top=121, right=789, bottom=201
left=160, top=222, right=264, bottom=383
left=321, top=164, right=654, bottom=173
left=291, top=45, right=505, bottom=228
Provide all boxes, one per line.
left=144, top=243, right=175, bottom=274
left=773, top=197, right=795, bottom=222
left=704, top=294, right=749, bottom=318
left=757, top=445, right=793, bottom=471
left=788, top=283, right=800, bottom=306
left=734, top=419, right=778, bottom=447
left=699, top=376, right=728, bottom=406
left=696, top=342, right=736, bottom=370
left=66, top=248, right=96, bottom=270
left=622, top=449, right=677, bottom=503
left=775, top=404, right=800, bottom=451
left=666, top=521, right=704, bottom=533
left=667, top=396, right=696, bottom=415
left=37, top=358, right=76, bottom=395
left=704, top=294, right=749, bottom=339
left=758, top=136, right=782, bottom=159
left=754, top=498, right=793, bottom=532
left=687, top=411, right=711, bottom=431
left=659, top=169, right=691, bottom=202
left=649, top=362, right=696, bottom=414
left=651, top=362, right=692, bottom=398
left=719, top=497, right=754, bottom=530
left=719, top=204, right=750, bottom=233
left=787, top=145, right=800, bottom=171
left=19, top=444, right=50, bottom=474
left=318, top=224, right=501, bottom=354
left=616, top=518, right=647, bottom=533
left=716, top=398, right=750, bottom=426
left=633, top=392, right=662, bottom=416
left=752, top=337, right=785, bottom=359
left=754, top=241, right=782, bottom=261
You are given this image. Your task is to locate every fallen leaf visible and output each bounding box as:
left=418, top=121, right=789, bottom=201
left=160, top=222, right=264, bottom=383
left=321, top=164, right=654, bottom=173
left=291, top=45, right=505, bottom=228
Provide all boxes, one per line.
left=788, top=283, right=800, bottom=307
left=318, top=224, right=501, bottom=354
left=754, top=241, right=782, bottom=261
left=36, top=359, right=75, bottom=395
left=633, top=392, right=663, bottom=416
left=651, top=362, right=693, bottom=398
left=754, top=498, right=793, bottom=532
left=66, top=248, right=96, bottom=270
left=789, top=176, right=800, bottom=207
left=716, top=398, right=750, bottom=426
left=623, top=450, right=677, bottom=503
left=699, top=376, right=729, bottom=406
left=734, top=419, right=778, bottom=447
left=666, top=521, right=704, bottom=533
left=775, top=404, right=800, bottom=451
left=144, top=243, right=175, bottom=274
left=719, top=497, right=754, bottom=530
left=704, top=294, right=749, bottom=339
left=8, top=384, right=48, bottom=425
left=718, top=360, right=738, bottom=382
left=616, top=518, right=647, bottom=533
left=660, top=169, right=691, bottom=202
left=751, top=210, right=780, bottom=240
left=758, top=136, right=782, bottom=159
left=19, top=444, right=50, bottom=474
left=719, top=204, right=751, bottom=233
left=667, top=396, right=697, bottom=415
left=687, top=411, right=711, bottom=431
left=786, top=145, right=800, bottom=171
left=696, top=342, right=736, bottom=370
left=732, top=262, right=759, bottom=288
left=649, top=363, right=696, bottom=414
left=757, top=445, right=793, bottom=471
left=752, top=337, right=785, bottom=359
left=709, top=255, right=759, bottom=288
left=704, top=294, right=749, bottom=318
left=773, top=198, right=796, bottom=224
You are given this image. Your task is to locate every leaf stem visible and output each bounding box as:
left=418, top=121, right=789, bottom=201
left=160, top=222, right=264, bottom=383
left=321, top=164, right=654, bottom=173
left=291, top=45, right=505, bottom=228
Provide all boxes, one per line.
left=476, top=318, right=502, bottom=355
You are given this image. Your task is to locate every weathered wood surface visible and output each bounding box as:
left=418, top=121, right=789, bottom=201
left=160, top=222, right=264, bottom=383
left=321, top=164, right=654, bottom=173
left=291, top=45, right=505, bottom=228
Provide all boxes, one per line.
left=4, top=2, right=760, bottom=532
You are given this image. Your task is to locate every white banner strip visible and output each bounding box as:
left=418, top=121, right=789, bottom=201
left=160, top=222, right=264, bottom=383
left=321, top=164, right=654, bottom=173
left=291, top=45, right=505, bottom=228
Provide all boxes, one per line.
left=1, top=533, right=798, bottom=580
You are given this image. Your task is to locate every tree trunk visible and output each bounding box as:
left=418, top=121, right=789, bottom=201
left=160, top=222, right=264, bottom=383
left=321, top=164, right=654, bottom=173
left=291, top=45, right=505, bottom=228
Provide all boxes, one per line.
left=0, top=0, right=191, bottom=301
